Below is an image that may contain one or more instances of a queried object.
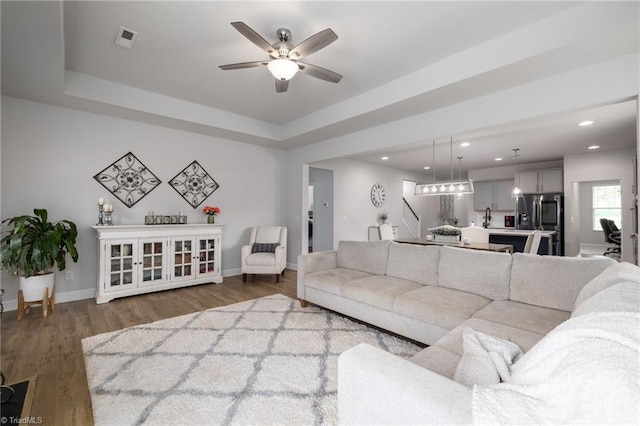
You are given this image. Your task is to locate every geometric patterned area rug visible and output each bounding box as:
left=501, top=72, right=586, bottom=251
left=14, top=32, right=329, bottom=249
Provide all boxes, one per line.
left=82, top=294, right=422, bottom=425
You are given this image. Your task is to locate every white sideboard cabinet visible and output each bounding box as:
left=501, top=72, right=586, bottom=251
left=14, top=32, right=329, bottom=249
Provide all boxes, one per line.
left=93, top=224, right=223, bottom=303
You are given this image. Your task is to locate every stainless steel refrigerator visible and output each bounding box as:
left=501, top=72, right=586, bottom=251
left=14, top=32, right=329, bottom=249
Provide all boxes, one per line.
left=516, top=193, right=564, bottom=255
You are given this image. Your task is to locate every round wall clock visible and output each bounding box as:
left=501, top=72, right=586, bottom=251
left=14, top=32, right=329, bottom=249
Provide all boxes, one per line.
left=370, top=183, right=386, bottom=207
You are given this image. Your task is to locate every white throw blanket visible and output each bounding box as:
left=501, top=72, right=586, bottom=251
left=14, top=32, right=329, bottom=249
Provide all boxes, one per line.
left=454, top=328, right=523, bottom=387
left=472, top=312, right=640, bottom=424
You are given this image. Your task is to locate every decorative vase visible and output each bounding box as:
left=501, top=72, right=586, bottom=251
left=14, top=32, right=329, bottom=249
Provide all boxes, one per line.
left=207, top=215, right=215, bottom=224
left=19, top=272, right=55, bottom=302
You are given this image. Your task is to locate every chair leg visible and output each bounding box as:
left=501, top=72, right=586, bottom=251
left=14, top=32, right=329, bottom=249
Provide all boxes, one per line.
left=281, top=270, right=285, bottom=276
left=275, top=274, right=280, bottom=283
left=242, top=274, right=247, bottom=283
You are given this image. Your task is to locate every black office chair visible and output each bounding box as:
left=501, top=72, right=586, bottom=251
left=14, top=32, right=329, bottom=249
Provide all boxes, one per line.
left=600, top=218, right=621, bottom=258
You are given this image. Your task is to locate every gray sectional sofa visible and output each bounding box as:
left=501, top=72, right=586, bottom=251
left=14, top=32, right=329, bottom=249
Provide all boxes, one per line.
left=297, top=240, right=640, bottom=424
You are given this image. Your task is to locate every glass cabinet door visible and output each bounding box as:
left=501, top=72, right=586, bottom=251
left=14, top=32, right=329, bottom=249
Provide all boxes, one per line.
left=138, top=238, right=167, bottom=286
left=105, top=240, right=137, bottom=292
left=197, top=236, right=218, bottom=277
left=171, top=237, right=196, bottom=281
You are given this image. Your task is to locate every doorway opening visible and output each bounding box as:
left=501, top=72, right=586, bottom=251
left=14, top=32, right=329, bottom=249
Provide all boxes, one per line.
left=309, top=167, right=334, bottom=253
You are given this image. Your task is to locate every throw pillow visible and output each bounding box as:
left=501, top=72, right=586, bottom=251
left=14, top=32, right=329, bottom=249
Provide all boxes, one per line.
left=454, top=328, right=523, bottom=388
left=251, top=242, right=279, bottom=253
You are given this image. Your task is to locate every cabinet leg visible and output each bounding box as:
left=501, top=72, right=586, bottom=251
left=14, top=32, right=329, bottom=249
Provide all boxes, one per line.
left=242, top=274, right=247, bottom=283
left=17, top=290, right=25, bottom=320
left=300, top=299, right=308, bottom=308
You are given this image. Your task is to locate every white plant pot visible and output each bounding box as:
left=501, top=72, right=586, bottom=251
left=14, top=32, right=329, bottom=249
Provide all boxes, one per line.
left=19, top=273, right=54, bottom=302
left=433, top=235, right=460, bottom=243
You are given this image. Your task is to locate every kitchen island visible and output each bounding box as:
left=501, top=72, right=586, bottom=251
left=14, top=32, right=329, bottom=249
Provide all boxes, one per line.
left=487, top=228, right=557, bottom=255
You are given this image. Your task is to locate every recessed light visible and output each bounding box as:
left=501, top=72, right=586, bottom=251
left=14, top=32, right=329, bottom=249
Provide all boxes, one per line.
left=381, top=156, right=389, bottom=160
left=588, top=145, right=600, bottom=150
left=423, top=166, right=430, bottom=170
left=460, top=142, right=470, bottom=147
left=579, top=120, right=594, bottom=127
left=494, top=157, right=503, bottom=161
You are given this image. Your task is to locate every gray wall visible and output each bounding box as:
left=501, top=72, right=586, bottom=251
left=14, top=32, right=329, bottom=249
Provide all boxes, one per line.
left=1, top=96, right=287, bottom=308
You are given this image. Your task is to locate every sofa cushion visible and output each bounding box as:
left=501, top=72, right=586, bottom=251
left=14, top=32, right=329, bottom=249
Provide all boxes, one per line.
left=472, top=312, right=640, bottom=425
left=572, top=281, right=640, bottom=318
left=438, top=246, right=512, bottom=300
left=434, top=318, right=545, bottom=356
left=573, top=262, right=640, bottom=311
left=245, top=252, right=276, bottom=266
left=337, top=240, right=391, bottom=275
left=472, top=300, right=570, bottom=335
left=510, top=253, right=615, bottom=311
left=342, top=275, right=423, bottom=311
left=394, top=286, right=491, bottom=330
left=453, top=329, right=523, bottom=388
left=410, top=346, right=461, bottom=380
left=386, top=243, right=440, bottom=286
left=305, top=268, right=371, bottom=296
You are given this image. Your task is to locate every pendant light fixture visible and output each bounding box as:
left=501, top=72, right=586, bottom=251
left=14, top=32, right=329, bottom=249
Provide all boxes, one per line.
left=414, top=138, right=474, bottom=196
left=512, top=148, right=522, bottom=198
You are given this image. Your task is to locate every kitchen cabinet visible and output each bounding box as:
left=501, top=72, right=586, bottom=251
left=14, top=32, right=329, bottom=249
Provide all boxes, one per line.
left=93, top=224, right=223, bottom=303
left=474, top=180, right=515, bottom=211
left=515, top=168, right=563, bottom=194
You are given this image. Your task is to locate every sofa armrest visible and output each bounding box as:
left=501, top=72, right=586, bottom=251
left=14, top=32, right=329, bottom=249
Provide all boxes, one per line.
left=338, top=344, right=472, bottom=425
left=297, top=251, right=337, bottom=300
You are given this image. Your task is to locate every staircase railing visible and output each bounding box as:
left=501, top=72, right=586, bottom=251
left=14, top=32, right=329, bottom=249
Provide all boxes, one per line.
left=402, top=197, right=421, bottom=238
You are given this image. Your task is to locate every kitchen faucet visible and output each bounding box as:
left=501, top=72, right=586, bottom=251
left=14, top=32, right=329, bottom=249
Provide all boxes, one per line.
left=482, top=207, right=492, bottom=228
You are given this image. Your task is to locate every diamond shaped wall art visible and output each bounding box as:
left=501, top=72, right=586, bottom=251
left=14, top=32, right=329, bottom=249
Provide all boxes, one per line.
left=93, top=152, right=161, bottom=207
left=169, top=161, right=220, bottom=208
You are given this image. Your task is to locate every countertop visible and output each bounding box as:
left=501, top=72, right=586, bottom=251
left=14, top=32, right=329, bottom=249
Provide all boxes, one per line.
left=486, top=228, right=556, bottom=237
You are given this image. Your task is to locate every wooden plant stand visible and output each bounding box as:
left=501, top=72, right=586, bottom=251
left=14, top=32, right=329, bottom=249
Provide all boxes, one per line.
left=17, top=288, right=54, bottom=320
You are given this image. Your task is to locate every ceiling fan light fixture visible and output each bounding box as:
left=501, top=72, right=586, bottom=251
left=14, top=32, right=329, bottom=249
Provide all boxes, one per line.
left=267, top=58, right=299, bottom=81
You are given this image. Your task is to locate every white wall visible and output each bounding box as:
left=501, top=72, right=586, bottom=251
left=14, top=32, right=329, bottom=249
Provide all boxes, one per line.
left=309, top=158, right=429, bottom=248
left=0, top=96, right=286, bottom=308
left=564, top=148, right=636, bottom=262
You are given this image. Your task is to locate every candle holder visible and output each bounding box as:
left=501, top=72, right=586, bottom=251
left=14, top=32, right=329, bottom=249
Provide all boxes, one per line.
left=96, top=203, right=105, bottom=226
left=104, top=210, right=113, bottom=226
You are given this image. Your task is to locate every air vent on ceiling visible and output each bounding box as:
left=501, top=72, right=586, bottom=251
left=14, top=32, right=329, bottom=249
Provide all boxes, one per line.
left=114, top=26, right=138, bottom=50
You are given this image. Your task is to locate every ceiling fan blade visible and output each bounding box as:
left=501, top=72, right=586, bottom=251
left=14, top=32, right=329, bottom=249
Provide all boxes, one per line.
left=275, top=79, right=289, bottom=93
left=230, top=22, right=274, bottom=55
left=298, top=62, right=343, bottom=83
left=289, top=28, right=338, bottom=59
left=219, top=61, right=268, bottom=70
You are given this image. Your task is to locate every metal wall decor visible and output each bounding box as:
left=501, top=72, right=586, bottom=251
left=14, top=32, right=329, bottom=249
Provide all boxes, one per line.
left=169, top=160, right=220, bottom=208
left=93, top=152, right=161, bottom=207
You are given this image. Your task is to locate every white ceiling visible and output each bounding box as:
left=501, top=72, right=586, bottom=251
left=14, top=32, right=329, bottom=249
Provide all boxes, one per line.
left=2, top=1, right=638, bottom=174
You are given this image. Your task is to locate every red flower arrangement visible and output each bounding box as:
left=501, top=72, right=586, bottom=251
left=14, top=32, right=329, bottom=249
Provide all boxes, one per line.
left=203, top=206, right=220, bottom=216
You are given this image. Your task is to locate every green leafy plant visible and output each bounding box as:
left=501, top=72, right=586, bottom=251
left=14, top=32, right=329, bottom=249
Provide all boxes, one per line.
left=0, top=209, right=78, bottom=277
left=431, top=225, right=461, bottom=236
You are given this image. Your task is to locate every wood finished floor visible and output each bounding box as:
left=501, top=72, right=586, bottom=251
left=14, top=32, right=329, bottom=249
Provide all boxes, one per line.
left=0, top=271, right=298, bottom=425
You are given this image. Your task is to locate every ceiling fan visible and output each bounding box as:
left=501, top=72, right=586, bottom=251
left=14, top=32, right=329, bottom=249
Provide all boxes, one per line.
left=219, top=22, right=343, bottom=93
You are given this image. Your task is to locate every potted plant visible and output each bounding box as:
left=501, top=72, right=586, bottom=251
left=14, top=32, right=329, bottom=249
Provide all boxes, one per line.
left=430, top=225, right=461, bottom=242
left=378, top=211, right=388, bottom=224
left=0, top=209, right=78, bottom=309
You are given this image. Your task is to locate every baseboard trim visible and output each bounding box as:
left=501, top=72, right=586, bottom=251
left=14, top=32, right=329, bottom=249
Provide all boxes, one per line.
left=2, top=265, right=299, bottom=312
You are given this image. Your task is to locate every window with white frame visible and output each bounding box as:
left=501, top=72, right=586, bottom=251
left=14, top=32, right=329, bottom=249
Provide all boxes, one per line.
left=592, top=184, right=621, bottom=231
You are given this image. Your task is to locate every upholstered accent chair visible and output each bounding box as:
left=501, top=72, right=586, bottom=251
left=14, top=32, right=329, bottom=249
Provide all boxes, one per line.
left=460, top=226, right=489, bottom=244
left=241, top=226, right=287, bottom=283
